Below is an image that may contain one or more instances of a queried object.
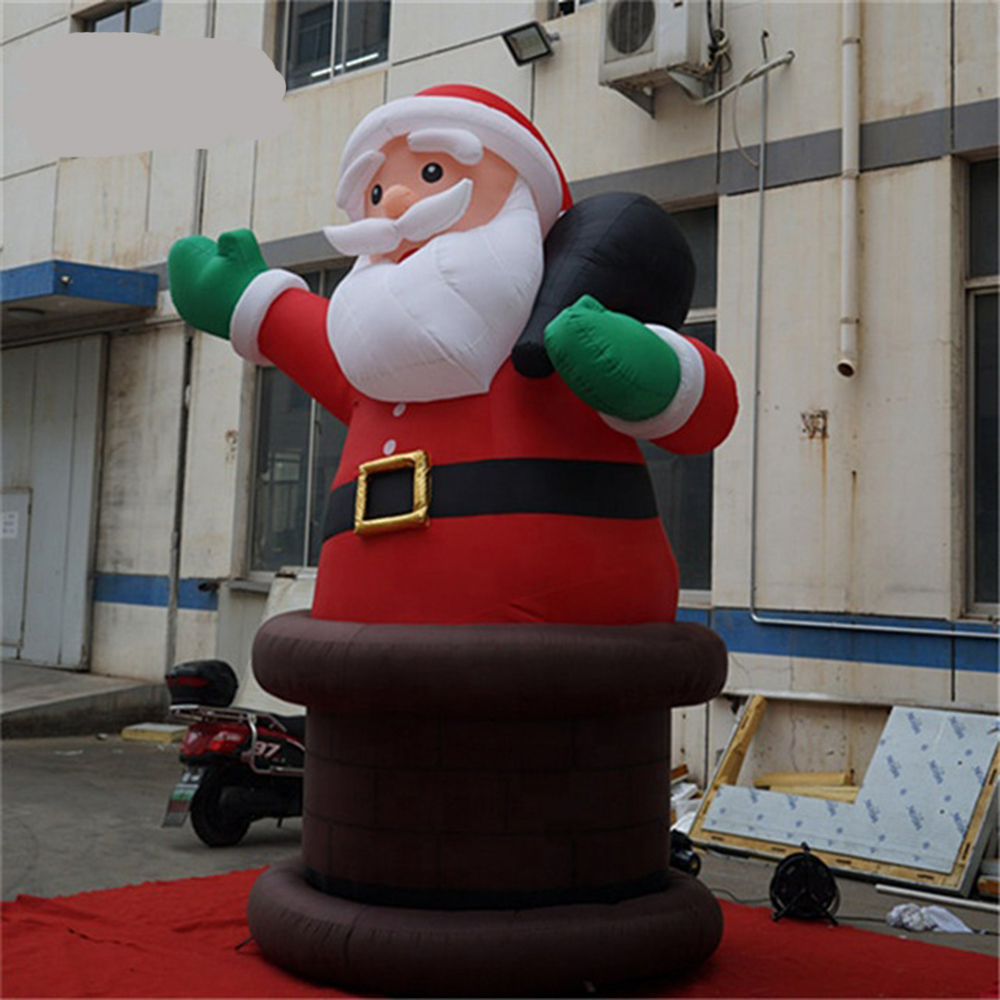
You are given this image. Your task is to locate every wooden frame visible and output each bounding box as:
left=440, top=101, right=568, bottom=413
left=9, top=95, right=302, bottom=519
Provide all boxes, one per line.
left=690, top=696, right=999, bottom=895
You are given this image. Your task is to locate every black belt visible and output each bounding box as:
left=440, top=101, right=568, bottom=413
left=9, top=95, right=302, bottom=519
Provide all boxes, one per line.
left=323, top=454, right=658, bottom=540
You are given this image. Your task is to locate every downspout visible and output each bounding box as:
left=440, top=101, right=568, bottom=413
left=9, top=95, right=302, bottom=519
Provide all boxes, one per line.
left=837, top=0, right=861, bottom=377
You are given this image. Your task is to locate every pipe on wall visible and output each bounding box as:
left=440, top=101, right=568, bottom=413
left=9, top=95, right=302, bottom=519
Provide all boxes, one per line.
left=838, top=0, right=861, bottom=377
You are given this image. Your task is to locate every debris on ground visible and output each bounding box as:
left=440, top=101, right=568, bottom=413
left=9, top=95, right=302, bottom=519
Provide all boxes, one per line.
left=887, top=903, right=973, bottom=933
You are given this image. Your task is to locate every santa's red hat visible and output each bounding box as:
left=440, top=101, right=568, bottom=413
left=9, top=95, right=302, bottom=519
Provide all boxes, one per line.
left=335, top=84, right=572, bottom=234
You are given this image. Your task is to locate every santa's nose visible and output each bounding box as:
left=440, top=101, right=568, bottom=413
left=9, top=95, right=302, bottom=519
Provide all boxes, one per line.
left=381, top=184, right=416, bottom=219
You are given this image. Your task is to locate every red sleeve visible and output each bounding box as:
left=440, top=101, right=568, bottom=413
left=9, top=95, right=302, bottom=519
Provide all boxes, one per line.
left=651, top=337, right=738, bottom=455
left=258, top=289, right=356, bottom=424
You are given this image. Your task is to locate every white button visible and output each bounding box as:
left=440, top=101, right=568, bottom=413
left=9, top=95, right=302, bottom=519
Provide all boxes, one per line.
left=382, top=439, right=397, bottom=456
left=392, top=403, right=407, bottom=417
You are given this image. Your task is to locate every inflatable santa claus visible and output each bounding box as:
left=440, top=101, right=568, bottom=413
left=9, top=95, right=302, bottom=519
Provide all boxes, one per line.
left=170, top=84, right=737, bottom=626
left=170, top=85, right=737, bottom=996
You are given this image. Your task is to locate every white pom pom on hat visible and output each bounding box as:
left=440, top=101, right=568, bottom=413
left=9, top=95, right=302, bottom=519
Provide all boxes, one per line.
left=336, top=84, right=573, bottom=234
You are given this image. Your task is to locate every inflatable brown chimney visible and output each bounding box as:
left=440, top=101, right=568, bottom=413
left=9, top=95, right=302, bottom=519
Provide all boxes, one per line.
left=169, top=86, right=737, bottom=996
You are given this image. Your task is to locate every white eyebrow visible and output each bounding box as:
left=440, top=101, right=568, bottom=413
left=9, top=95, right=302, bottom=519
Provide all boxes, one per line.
left=336, top=149, right=385, bottom=210
left=407, top=128, right=483, bottom=165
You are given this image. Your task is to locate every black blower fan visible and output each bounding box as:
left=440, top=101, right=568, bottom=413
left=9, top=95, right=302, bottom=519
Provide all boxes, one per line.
left=769, top=843, right=840, bottom=925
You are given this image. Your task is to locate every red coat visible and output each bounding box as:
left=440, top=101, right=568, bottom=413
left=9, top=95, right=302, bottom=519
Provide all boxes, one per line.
left=255, top=288, right=737, bottom=624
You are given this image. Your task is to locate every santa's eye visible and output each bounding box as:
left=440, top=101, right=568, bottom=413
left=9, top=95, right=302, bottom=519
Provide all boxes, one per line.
left=370, top=184, right=383, bottom=205
left=421, top=162, right=444, bottom=183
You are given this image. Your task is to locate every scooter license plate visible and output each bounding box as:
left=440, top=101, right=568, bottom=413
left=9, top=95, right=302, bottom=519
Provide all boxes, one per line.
left=162, top=768, right=203, bottom=827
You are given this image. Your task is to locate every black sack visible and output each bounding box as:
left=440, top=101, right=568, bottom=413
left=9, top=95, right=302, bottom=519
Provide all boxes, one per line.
left=512, top=192, right=697, bottom=378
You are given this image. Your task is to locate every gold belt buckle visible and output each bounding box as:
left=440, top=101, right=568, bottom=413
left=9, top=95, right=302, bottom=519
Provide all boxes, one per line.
left=354, top=449, right=431, bottom=537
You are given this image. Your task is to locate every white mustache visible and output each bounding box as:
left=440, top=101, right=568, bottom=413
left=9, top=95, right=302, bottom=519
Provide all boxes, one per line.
left=323, top=178, right=473, bottom=257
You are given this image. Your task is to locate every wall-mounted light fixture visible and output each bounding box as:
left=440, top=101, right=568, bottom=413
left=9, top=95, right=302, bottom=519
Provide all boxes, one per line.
left=502, top=22, right=558, bottom=65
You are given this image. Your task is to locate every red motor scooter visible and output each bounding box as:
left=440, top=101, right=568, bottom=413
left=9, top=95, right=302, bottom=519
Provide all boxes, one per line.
left=162, top=660, right=305, bottom=847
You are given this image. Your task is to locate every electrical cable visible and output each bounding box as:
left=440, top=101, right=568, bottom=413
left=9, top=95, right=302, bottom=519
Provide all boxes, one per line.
left=710, top=887, right=771, bottom=905
left=692, top=48, right=795, bottom=108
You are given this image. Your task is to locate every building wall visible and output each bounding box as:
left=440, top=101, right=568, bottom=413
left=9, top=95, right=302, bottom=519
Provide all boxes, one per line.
left=2, top=0, right=996, bottom=780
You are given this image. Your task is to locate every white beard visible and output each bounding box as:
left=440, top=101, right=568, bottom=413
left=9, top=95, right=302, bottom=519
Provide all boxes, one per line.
left=326, top=178, right=544, bottom=403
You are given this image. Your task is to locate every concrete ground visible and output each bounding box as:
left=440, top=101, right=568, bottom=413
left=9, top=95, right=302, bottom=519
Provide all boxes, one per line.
left=2, top=661, right=168, bottom=738
left=3, top=733, right=997, bottom=960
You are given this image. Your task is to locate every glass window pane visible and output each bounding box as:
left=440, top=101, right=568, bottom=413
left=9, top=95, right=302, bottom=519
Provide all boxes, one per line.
left=672, top=206, right=718, bottom=311
left=640, top=321, right=716, bottom=592
left=286, top=0, right=333, bottom=90
left=969, top=159, right=998, bottom=279
left=127, top=0, right=161, bottom=33
left=251, top=369, right=312, bottom=570
left=307, top=408, right=349, bottom=565
left=973, top=291, right=998, bottom=604
left=336, top=0, right=390, bottom=74
left=322, top=265, right=350, bottom=296
left=93, top=8, right=126, bottom=31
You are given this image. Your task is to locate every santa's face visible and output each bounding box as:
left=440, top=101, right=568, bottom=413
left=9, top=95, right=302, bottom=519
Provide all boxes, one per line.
left=324, top=135, right=545, bottom=403
left=364, top=137, right=518, bottom=263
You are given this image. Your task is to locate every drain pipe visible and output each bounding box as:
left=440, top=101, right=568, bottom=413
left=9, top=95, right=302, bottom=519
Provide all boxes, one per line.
left=837, top=0, right=861, bottom=377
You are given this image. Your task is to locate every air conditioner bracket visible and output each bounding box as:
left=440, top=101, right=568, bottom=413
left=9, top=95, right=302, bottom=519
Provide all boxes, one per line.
left=609, top=81, right=655, bottom=117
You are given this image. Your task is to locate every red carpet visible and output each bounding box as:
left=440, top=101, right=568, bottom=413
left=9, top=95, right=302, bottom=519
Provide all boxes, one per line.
left=2, top=868, right=997, bottom=998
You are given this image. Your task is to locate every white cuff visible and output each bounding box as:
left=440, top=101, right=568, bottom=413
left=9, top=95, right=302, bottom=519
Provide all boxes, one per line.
left=600, top=325, right=706, bottom=440
left=230, top=270, right=309, bottom=365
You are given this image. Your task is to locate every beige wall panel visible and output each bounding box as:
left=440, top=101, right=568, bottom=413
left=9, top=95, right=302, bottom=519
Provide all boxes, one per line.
left=954, top=0, right=1000, bottom=107
left=160, top=0, right=211, bottom=39
left=180, top=335, right=246, bottom=579
left=3, top=1, right=67, bottom=42
left=90, top=602, right=167, bottom=681
left=216, top=585, right=269, bottom=680
left=213, top=0, right=267, bottom=48
left=863, top=0, right=950, bottom=123
left=53, top=154, right=151, bottom=267
left=955, top=669, right=1000, bottom=713
left=672, top=704, right=709, bottom=785
left=715, top=165, right=957, bottom=621
left=534, top=4, right=718, bottom=183
left=2, top=165, right=57, bottom=267
left=4, top=22, right=64, bottom=179
left=386, top=35, right=528, bottom=106
left=753, top=180, right=850, bottom=613
left=725, top=652, right=953, bottom=709
left=144, top=148, right=199, bottom=259
left=713, top=179, right=850, bottom=613
left=97, top=326, right=184, bottom=574
left=719, top=0, right=840, bottom=149
left=252, top=72, right=386, bottom=240
left=848, top=161, right=954, bottom=619
left=173, top=609, right=217, bottom=664
left=389, top=0, right=539, bottom=65
left=201, top=140, right=259, bottom=236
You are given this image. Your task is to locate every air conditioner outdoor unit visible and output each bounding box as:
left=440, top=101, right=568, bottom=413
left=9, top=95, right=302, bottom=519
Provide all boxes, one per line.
left=599, top=0, right=710, bottom=97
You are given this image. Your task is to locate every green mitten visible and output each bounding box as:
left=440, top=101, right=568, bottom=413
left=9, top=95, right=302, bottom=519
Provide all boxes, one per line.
left=168, top=229, right=268, bottom=338
left=544, top=295, right=681, bottom=422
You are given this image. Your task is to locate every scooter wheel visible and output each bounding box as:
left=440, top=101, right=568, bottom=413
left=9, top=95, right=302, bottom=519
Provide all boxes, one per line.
left=190, top=767, right=252, bottom=847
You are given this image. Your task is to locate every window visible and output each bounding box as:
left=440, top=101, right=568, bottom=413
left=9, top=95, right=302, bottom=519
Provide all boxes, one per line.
left=249, top=268, right=348, bottom=572
left=276, top=0, right=390, bottom=92
left=968, top=158, right=998, bottom=610
left=552, top=0, right=597, bottom=14
left=639, top=205, right=718, bottom=597
left=85, top=0, right=161, bottom=33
